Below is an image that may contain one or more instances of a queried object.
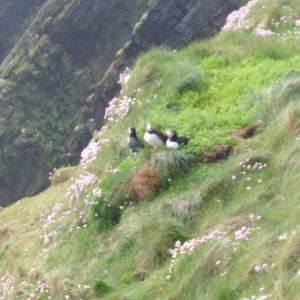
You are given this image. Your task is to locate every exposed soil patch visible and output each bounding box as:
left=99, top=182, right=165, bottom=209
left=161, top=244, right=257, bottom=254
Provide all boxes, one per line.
left=129, top=164, right=160, bottom=198
left=232, top=123, right=261, bottom=139
left=199, top=145, right=233, bottom=164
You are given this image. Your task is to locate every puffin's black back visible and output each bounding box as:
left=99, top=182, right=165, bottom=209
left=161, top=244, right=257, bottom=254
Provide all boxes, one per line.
left=129, top=127, right=137, bottom=138
left=168, top=129, right=190, bottom=145
left=128, top=127, right=144, bottom=152
left=177, top=136, right=190, bottom=145
left=153, top=129, right=168, bottom=143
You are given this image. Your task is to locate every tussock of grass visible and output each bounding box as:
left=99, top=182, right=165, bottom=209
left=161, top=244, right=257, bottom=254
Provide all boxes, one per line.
left=128, top=48, right=205, bottom=99
left=150, top=150, right=192, bottom=175
left=50, top=167, right=75, bottom=186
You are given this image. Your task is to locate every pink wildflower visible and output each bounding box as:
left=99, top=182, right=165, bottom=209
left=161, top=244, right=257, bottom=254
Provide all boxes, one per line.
left=254, top=27, right=275, bottom=37
left=223, top=0, right=259, bottom=31
left=67, top=172, right=98, bottom=201
left=80, top=139, right=109, bottom=166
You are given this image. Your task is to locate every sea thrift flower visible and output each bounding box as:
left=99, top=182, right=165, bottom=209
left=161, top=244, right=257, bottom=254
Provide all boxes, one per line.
left=249, top=214, right=262, bottom=222
left=168, top=231, right=228, bottom=278
left=104, top=95, right=138, bottom=122
left=40, top=171, right=99, bottom=252
left=39, top=201, right=71, bottom=252
left=118, top=67, right=131, bottom=90
left=168, top=216, right=261, bottom=279
left=254, top=265, right=261, bottom=273
left=83, top=285, right=91, bottom=289
left=253, top=263, right=269, bottom=273
left=67, top=172, right=98, bottom=201
left=243, top=295, right=271, bottom=300
left=235, top=226, right=252, bottom=241
left=0, top=272, right=15, bottom=300
left=2, top=279, right=50, bottom=299
left=220, top=271, right=227, bottom=277
left=48, top=168, right=57, bottom=182
left=80, top=139, right=109, bottom=166
left=278, top=233, right=288, bottom=240
left=254, top=27, right=275, bottom=37
left=223, top=0, right=259, bottom=31
left=92, top=187, right=102, bottom=197
left=215, top=260, right=221, bottom=266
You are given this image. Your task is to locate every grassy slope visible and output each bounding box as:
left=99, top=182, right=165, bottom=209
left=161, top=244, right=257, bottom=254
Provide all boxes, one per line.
left=1, top=0, right=300, bottom=299
left=0, top=181, right=72, bottom=271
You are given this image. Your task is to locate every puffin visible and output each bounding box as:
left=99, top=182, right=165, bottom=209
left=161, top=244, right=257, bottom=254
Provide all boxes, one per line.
left=127, top=127, right=144, bottom=152
left=144, top=123, right=167, bottom=148
left=166, top=129, right=190, bottom=149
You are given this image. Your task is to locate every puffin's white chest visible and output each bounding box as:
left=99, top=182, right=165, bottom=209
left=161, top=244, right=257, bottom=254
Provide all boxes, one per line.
left=144, top=132, right=164, bottom=146
left=167, top=140, right=179, bottom=149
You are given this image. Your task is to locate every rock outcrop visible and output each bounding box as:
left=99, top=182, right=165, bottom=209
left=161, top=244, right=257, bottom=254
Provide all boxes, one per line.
left=0, top=0, right=45, bottom=62
left=0, top=0, right=244, bottom=206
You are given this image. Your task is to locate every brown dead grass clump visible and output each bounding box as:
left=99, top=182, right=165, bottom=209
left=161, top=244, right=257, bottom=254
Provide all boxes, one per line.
left=129, top=164, right=160, bottom=198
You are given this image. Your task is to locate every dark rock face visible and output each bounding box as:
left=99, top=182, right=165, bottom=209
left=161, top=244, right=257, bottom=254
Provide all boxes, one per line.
left=0, top=0, right=148, bottom=206
left=0, top=0, right=244, bottom=206
left=132, top=0, right=243, bottom=49
left=0, top=0, right=45, bottom=62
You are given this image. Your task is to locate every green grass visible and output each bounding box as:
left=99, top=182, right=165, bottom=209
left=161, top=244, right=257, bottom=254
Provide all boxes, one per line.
left=1, top=2, right=300, bottom=299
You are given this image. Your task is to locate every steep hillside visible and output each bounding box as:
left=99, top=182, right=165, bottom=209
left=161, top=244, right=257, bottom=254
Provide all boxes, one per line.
left=1, top=0, right=300, bottom=299
left=0, top=0, right=244, bottom=206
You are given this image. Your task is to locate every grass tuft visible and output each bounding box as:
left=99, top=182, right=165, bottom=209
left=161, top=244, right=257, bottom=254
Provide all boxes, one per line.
left=150, top=150, right=192, bottom=175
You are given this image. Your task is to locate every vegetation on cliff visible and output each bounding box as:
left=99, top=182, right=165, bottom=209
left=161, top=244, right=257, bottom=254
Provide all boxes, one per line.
left=1, top=0, right=300, bottom=299
left=0, top=0, right=149, bottom=205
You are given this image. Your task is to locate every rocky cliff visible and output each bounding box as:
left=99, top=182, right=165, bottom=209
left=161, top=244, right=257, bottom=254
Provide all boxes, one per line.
left=0, top=0, right=244, bottom=206
left=0, top=0, right=46, bottom=62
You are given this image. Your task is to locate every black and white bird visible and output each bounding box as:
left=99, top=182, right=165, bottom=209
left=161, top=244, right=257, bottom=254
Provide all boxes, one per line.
left=144, top=123, right=167, bottom=148
left=166, top=129, right=190, bottom=149
left=127, top=127, right=144, bottom=152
